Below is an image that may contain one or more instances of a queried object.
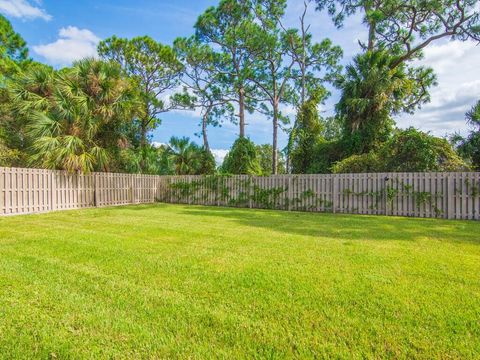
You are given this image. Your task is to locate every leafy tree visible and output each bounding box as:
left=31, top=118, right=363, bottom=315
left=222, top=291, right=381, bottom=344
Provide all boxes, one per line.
left=321, top=115, right=342, bottom=141
left=256, top=144, right=286, bottom=175
left=221, top=137, right=262, bottom=175
left=283, top=1, right=343, bottom=107
left=464, top=100, right=480, bottom=128
left=316, top=0, right=480, bottom=155
left=155, top=145, right=178, bottom=175
left=173, top=36, right=234, bottom=152
left=0, top=15, right=31, bottom=166
left=11, top=59, right=137, bottom=173
left=308, top=140, right=345, bottom=173
left=237, top=0, right=343, bottom=174
left=290, top=93, right=325, bottom=174
left=246, top=0, right=294, bottom=174
left=98, top=36, right=183, bottom=169
left=333, top=127, right=467, bottom=173
left=197, top=147, right=217, bottom=175
left=455, top=133, right=480, bottom=171
left=165, top=137, right=201, bottom=175
left=315, top=0, right=480, bottom=56
left=451, top=101, right=480, bottom=170
left=195, top=0, right=261, bottom=138
left=117, top=144, right=174, bottom=175
left=0, top=81, right=29, bottom=166
left=331, top=152, right=380, bottom=173
left=382, top=128, right=466, bottom=172
left=281, top=1, right=343, bottom=171
left=0, top=14, right=29, bottom=81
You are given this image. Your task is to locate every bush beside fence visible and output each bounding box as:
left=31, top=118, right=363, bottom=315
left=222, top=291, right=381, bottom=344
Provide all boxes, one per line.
left=1, top=167, right=479, bottom=220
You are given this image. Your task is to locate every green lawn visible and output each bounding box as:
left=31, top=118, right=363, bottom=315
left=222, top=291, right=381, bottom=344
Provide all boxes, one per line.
left=0, top=204, right=479, bottom=359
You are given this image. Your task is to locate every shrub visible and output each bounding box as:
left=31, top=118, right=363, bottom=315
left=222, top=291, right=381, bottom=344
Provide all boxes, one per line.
left=332, top=152, right=381, bottom=173
left=456, top=132, right=480, bottom=170
left=310, top=140, right=346, bottom=173
left=221, top=137, right=261, bottom=175
left=333, top=128, right=468, bottom=173
left=198, top=148, right=216, bottom=175
left=380, top=128, right=467, bottom=172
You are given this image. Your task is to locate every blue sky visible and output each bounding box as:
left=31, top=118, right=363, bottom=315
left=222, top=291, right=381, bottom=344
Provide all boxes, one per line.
left=2, top=0, right=480, bottom=163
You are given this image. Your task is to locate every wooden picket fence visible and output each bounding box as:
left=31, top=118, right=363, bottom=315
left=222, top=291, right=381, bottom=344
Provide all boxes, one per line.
left=157, top=172, right=480, bottom=220
left=0, top=167, right=159, bottom=216
left=1, top=167, right=480, bottom=220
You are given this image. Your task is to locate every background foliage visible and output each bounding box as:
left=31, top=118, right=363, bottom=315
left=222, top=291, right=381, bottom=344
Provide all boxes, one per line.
left=1, top=1, right=479, bottom=175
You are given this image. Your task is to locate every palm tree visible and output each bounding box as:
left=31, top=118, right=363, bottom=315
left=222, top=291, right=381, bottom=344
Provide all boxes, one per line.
left=11, top=59, right=137, bottom=173
left=336, top=50, right=434, bottom=155
left=166, top=136, right=202, bottom=175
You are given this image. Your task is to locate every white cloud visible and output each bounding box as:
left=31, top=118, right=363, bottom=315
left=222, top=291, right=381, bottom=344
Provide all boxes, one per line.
left=0, top=0, right=51, bottom=21
left=398, top=40, right=480, bottom=136
left=211, top=149, right=229, bottom=165
left=152, top=141, right=167, bottom=148
left=172, top=106, right=203, bottom=119
left=33, top=26, right=100, bottom=66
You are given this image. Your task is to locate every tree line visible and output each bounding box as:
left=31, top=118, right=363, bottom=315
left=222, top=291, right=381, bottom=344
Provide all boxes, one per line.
left=1, top=0, right=479, bottom=175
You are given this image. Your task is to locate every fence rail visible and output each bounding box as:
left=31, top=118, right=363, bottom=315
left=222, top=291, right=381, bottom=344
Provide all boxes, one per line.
left=1, top=167, right=479, bottom=220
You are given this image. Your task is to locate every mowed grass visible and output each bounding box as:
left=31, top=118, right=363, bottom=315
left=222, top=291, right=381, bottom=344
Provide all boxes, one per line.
left=0, top=204, right=479, bottom=359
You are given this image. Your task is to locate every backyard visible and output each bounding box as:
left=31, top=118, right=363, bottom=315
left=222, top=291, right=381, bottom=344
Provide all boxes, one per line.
left=0, top=204, right=479, bottom=358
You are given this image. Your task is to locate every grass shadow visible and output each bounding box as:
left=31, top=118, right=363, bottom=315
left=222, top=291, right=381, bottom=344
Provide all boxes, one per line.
left=174, top=205, right=480, bottom=245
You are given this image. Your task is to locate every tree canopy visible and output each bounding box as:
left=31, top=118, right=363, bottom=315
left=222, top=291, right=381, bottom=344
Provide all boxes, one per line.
left=98, top=36, right=183, bottom=170
left=0, top=14, right=29, bottom=80
left=0, top=1, right=477, bottom=176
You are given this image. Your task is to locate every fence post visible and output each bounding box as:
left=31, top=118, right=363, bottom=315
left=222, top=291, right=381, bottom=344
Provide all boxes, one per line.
left=288, top=176, right=292, bottom=211
left=332, top=175, right=337, bottom=214
left=129, top=174, right=134, bottom=204
left=384, top=174, right=389, bottom=217
left=217, top=176, right=221, bottom=206
left=51, top=171, right=57, bottom=211
left=249, top=176, right=253, bottom=209
left=95, top=172, right=98, bottom=207
left=447, top=174, right=455, bottom=220
left=0, top=168, right=5, bottom=215
left=188, top=176, right=192, bottom=205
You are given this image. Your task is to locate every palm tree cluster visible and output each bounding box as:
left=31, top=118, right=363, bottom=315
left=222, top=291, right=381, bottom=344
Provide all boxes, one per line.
left=11, top=60, right=136, bottom=172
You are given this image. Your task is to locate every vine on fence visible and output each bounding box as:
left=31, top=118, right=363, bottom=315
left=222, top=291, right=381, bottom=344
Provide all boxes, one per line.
left=165, top=175, right=330, bottom=211
left=162, top=175, right=480, bottom=216
left=341, top=178, right=447, bottom=215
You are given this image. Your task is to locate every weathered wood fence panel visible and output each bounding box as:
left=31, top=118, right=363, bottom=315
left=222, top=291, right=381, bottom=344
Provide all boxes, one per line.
left=1, top=167, right=479, bottom=219
left=156, top=172, right=480, bottom=220
left=0, top=167, right=159, bottom=215
left=52, top=171, right=95, bottom=211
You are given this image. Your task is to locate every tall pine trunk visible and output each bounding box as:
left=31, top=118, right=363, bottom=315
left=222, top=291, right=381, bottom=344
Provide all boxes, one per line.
left=239, top=86, right=245, bottom=137
left=272, top=100, right=279, bottom=175
left=139, top=119, right=148, bottom=172
left=202, top=107, right=211, bottom=152
left=365, top=3, right=376, bottom=51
